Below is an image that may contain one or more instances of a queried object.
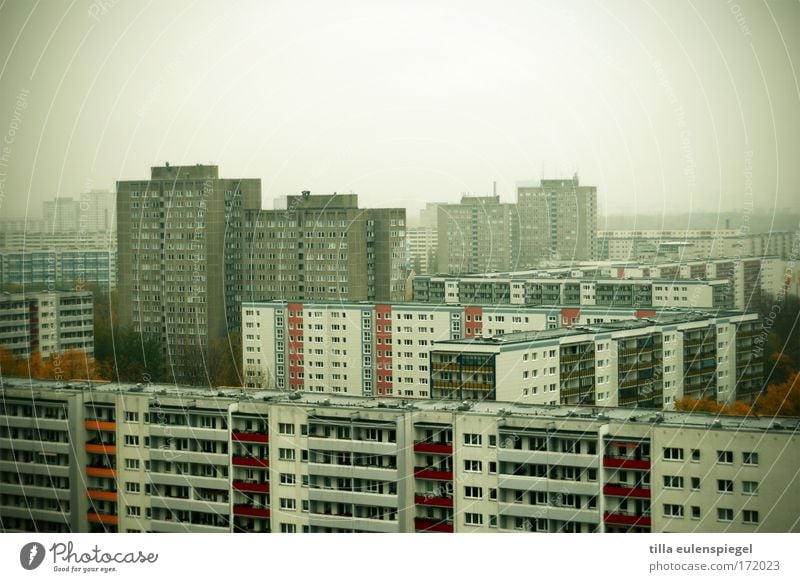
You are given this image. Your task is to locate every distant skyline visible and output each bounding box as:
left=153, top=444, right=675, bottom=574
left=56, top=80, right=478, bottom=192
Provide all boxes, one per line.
left=1, top=0, right=798, bottom=221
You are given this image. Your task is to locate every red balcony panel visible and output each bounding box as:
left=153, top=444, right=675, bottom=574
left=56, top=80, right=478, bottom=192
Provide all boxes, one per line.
left=87, top=489, right=118, bottom=502
left=414, top=469, right=454, bottom=481
left=414, top=518, right=454, bottom=533
left=232, top=431, right=269, bottom=444
left=233, top=505, right=271, bottom=519
left=603, top=512, right=651, bottom=527
left=414, top=495, right=454, bottom=508
left=85, top=443, right=116, bottom=455
left=232, top=456, right=269, bottom=468
left=603, top=457, right=650, bottom=470
left=603, top=485, right=651, bottom=499
left=233, top=481, right=270, bottom=493
left=413, top=442, right=453, bottom=454
left=86, top=466, right=117, bottom=479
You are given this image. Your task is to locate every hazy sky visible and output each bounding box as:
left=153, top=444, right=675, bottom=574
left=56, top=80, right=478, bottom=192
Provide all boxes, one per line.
left=0, top=0, right=798, bottom=221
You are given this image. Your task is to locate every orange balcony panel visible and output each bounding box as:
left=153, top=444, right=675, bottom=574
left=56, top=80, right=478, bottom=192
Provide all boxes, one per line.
left=85, top=443, right=116, bottom=455
left=86, top=466, right=117, bottom=479
left=414, top=495, right=454, bottom=508
left=87, top=512, right=118, bottom=526
left=87, top=489, right=118, bottom=502
left=85, top=420, right=116, bottom=432
left=413, top=442, right=453, bottom=454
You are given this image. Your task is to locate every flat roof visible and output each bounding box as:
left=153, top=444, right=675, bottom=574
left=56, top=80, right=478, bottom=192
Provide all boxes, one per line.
left=2, top=376, right=796, bottom=433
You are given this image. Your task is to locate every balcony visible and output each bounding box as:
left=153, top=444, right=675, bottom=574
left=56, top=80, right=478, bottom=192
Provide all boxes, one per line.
left=87, top=489, right=118, bottom=501
left=232, top=456, right=269, bottom=468
left=603, top=511, right=651, bottom=527
left=602, top=484, right=651, bottom=499
left=414, top=468, right=453, bottom=481
left=87, top=511, right=118, bottom=526
left=414, top=518, right=454, bottom=533
left=84, top=420, right=116, bottom=432
left=232, top=480, right=270, bottom=493
left=413, top=441, right=453, bottom=454
left=233, top=505, right=271, bottom=519
left=86, top=466, right=117, bottom=479
left=231, top=431, right=269, bottom=444
left=85, top=443, right=116, bottom=455
left=603, top=457, right=650, bottom=470
left=414, top=494, right=454, bottom=508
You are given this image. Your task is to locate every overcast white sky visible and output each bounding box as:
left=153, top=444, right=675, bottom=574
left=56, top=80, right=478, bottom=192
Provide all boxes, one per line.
left=0, top=0, right=798, bottom=220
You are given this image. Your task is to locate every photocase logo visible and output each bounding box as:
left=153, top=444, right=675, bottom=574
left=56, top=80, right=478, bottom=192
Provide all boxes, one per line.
left=20, top=542, right=46, bottom=570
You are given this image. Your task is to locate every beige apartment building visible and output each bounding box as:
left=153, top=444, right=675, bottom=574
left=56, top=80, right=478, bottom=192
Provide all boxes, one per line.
left=0, top=380, right=797, bottom=534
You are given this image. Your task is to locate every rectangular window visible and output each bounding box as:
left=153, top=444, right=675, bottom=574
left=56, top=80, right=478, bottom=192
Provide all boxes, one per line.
left=280, top=473, right=296, bottom=485
left=691, top=477, right=701, bottom=490
left=691, top=449, right=700, bottom=462
left=280, top=498, right=296, bottom=510
left=127, top=506, right=141, bottom=517
left=125, top=458, right=140, bottom=470
left=717, top=450, right=733, bottom=464
left=663, top=504, right=684, bottom=518
left=125, top=482, right=140, bottom=493
left=743, top=510, right=759, bottom=524
left=464, top=460, right=482, bottom=473
left=742, top=480, right=758, bottom=495
left=124, top=435, right=139, bottom=446
left=691, top=506, right=701, bottom=520
left=464, top=512, right=483, bottom=525
left=663, top=476, right=683, bottom=489
left=279, top=423, right=295, bottom=435
left=464, top=486, right=483, bottom=499
left=279, top=448, right=296, bottom=461
left=663, top=447, right=684, bottom=461
left=717, top=507, right=733, bottom=522
left=717, top=479, right=734, bottom=493
left=464, top=433, right=482, bottom=446
left=125, top=411, right=139, bottom=422
left=743, top=451, right=759, bottom=465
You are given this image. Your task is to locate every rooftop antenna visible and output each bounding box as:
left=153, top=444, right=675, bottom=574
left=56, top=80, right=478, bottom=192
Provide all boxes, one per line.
left=493, top=181, right=497, bottom=197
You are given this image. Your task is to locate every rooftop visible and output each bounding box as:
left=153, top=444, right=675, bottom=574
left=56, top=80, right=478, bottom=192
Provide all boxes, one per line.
left=3, top=376, right=795, bottom=433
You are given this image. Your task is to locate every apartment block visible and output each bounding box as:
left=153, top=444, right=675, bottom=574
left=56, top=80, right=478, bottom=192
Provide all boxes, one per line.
left=412, top=274, right=732, bottom=310
left=0, top=231, right=116, bottom=289
left=516, top=176, right=597, bottom=266
left=239, top=192, right=406, bottom=304
left=43, top=191, right=116, bottom=233
left=598, top=229, right=797, bottom=262
left=430, top=311, right=762, bottom=407
left=116, top=164, right=262, bottom=379
left=241, top=301, right=696, bottom=399
left=436, top=196, right=519, bottom=275
left=407, top=226, right=438, bottom=276
left=0, top=291, right=94, bottom=358
left=1, top=380, right=797, bottom=533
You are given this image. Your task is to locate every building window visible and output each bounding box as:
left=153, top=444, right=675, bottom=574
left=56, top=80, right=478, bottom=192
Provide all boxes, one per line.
left=663, top=504, right=684, bottom=518
left=742, top=480, right=759, bottom=495
left=124, top=411, right=139, bottom=422
left=743, top=451, right=759, bottom=466
left=464, top=433, right=482, bottom=446
left=691, top=449, right=700, bottom=462
left=464, top=486, right=483, bottom=499
left=279, top=423, right=295, bottom=435
left=464, top=513, right=483, bottom=525
left=464, top=460, right=482, bottom=473
left=280, top=473, right=296, bottom=485
left=717, top=508, right=733, bottom=522
left=127, top=506, right=141, bottom=517
left=125, top=482, right=140, bottom=493
left=280, top=498, right=296, bottom=510
left=691, top=506, right=701, bottom=520
left=124, top=435, right=139, bottom=446
left=280, top=523, right=297, bottom=533
left=279, top=448, right=296, bottom=461
left=717, top=450, right=733, bottom=464
left=663, top=447, right=684, bottom=461
left=717, top=479, right=734, bottom=493
left=663, top=476, right=683, bottom=489
left=743, top=510, right=759, bottom=524
left=125, top=459, right=140, bottom=470
left=691, top=477, right=701, bottom=490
